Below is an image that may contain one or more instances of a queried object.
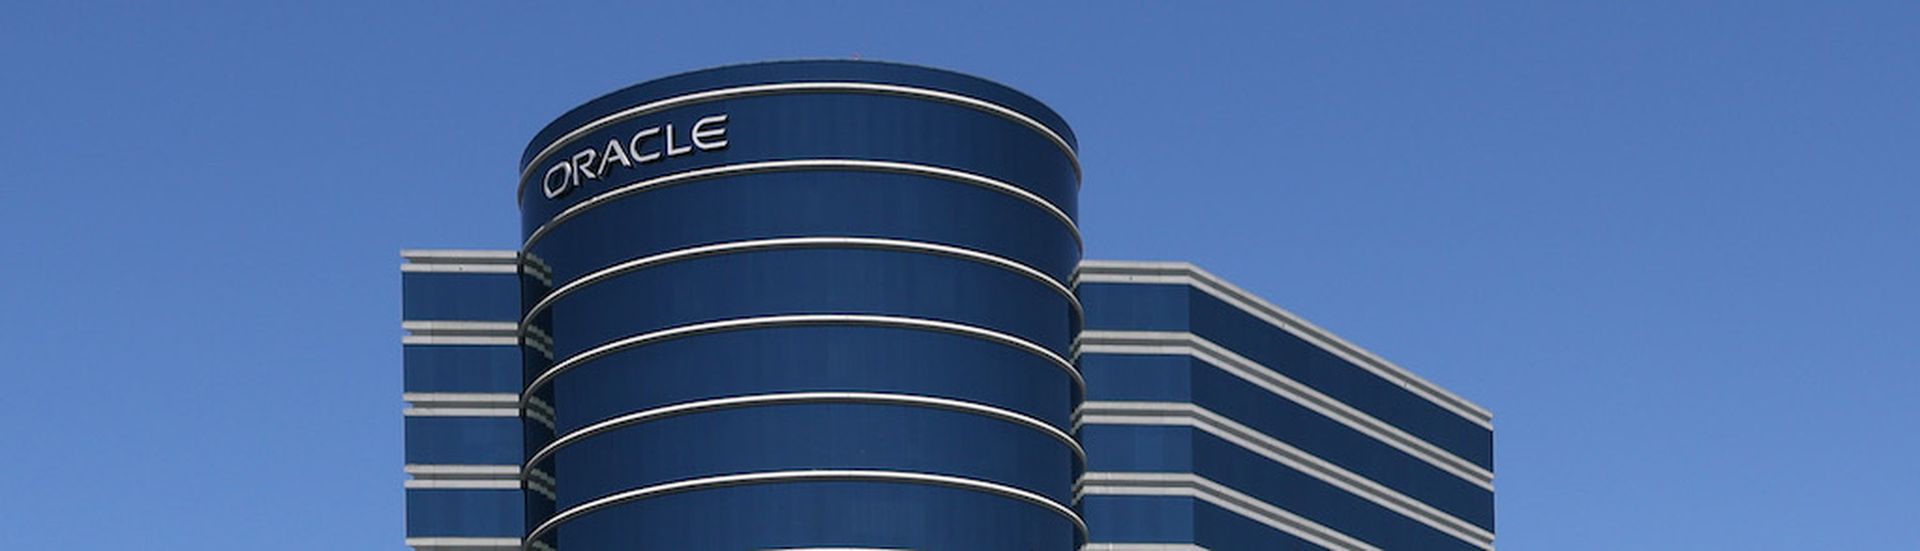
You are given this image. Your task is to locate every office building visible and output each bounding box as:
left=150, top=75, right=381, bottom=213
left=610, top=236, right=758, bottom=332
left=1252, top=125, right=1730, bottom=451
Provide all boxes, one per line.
left=401, top=60, right=1493, bottom=550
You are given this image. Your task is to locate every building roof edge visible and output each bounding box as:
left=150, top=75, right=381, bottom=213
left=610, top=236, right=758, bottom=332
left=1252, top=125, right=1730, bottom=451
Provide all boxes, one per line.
left=1078, top=259, right=1494, bottom=425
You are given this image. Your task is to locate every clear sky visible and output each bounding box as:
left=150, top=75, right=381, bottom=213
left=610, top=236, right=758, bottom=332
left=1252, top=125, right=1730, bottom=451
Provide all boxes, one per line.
left=2, top=3, right=1915, bottom=549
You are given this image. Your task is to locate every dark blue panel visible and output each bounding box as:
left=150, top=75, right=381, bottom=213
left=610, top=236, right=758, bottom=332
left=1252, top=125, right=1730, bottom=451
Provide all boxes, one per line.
left=526, top=170, right=1079, bottom=285
left=405, top=489, right=523, bottom=538
left=1080, top=353, right=1194, bottom=403
left=551, top=404, right=1077, bottom=509
left=543, top=248, right=1074, bottom=359
left=1078, top=425, right=1193, bottom=473
left=1078, top=283, right=1190, bottom=332
left=403, top=345, right=521, bottom=393
left=1082, top=352, right=1494, bottom=530
left=550, top=482, right=1078, bottom=551
left=1078, top=495, right=1193, bottom=543
left=549, top=326, right=1075, bottom=433
left=403, top=417, right=523, bottom=465
left=401, top=272, right=520, bottom=321
left=1087, top=425, right=1481, bottom=551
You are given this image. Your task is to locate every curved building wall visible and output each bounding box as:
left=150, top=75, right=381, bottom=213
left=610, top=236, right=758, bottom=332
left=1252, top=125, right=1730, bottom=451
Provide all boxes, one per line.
left=515, top=61, right=1083, bottom=550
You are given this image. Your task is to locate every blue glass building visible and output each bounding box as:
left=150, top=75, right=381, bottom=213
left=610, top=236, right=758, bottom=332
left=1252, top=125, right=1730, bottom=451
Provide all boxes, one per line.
left=401, top=60, right=1494, bottom=550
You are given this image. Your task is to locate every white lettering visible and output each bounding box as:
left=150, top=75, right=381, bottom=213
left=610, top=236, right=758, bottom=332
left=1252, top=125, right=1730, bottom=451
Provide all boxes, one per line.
left=692, top=114, right=729, bottom=151
left=571, top=149, right=600, bottom=180
left=599, top=139, right=632, bottom=174
left=541, top=162, right=574, bottom=199
left=664, top=122, right=693, bottom=157
left=538, top=113, right=730, bottom=201
left=629, top=126, right=661, bottom=163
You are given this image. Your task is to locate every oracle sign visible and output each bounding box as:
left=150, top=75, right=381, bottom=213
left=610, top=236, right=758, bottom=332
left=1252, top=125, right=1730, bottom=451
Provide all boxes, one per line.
left=540, top=114, right=729, bottom=200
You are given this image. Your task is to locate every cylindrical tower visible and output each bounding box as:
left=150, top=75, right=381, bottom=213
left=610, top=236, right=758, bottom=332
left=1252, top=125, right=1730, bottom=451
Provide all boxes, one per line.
left=515, top=61, right=1083, bottom=550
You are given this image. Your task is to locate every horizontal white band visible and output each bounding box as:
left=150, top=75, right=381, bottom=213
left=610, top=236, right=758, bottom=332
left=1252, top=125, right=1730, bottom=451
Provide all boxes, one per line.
left=403, top=407, right=516, bottom=418
left=524, top=470, right=1086, bottom=548
left=404, top=479, right=520, bottom=490
left=404, top=321, right=550, bottom=358
left=402, top=249, right=518, bottom=262
left=521, top=236, right=1079, bottom=333
left=522, top=159, right=1079, bottom=253
left=519, top=80, right=1080, bottom=201
left=524, top=314, right=1080, bottom=404
left=406, top=464, right=520, bottom=479
left=401, top=467, right=553, bottom=500
left=401, top=335, right=523, bottom=349
left=405, top=321, right=545, bottom=341
left=1079, top=472, right=1384, bottom=551
left=1076, top=261, right=1492, bottom=426
left=525, top=391, right=1082, bottom=472
left=1081, top=545, right=1210, bottom=551
left=402, top=263, right=518, bottom=274
left=402, top=249, right=550, bottom=285
left=405, top=392, right=516, bottom=406
left=404, top=394, right=553, bottom=429
left=1079, top=331, right=1493, bottom=489
left=406, top=537, right=519, bottom=550
left=1079, top=401, right=1493, bottom=547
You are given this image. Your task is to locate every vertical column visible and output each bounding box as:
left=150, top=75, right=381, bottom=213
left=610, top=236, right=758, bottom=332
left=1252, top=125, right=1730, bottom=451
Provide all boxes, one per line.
left=516, top=61, right=1083, bottom=551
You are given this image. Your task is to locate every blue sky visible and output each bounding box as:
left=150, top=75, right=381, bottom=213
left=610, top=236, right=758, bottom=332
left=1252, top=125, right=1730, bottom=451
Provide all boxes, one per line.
left=2, top=3, right=1916, bottom=549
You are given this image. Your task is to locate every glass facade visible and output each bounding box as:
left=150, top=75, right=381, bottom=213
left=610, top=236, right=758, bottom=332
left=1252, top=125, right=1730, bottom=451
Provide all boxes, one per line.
left=401, top=61, right=1495, bottom=551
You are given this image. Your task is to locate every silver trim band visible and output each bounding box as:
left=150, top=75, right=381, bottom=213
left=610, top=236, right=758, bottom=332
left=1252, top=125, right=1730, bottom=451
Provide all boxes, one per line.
left=522, top=159, right=1079, bottom=253
left=521, top=236, right=1080, bottom=331
left=403, top=464, right=555, bottom=501
left=525, top=392, right=1083, bottom=472
left=404, top=320, right=551, bottom=359
left=1082, top=545, right=1210, bottom=551
left=1075, top=260, right=1493, bottom=427
left=1079, top=472, right=1386, bottom=551
left=406, top=537, right=520, bottom=550
left=523, top=314, right=1082, bottom=405
left=402, top=249, right=549, bottom=286
left=523, top=470, right=1087, bottom=549
left=403, top=249, right=518, bottom=262
left=1079, top=401, right=1494, bottom=547
left=518, top=81, right=1081, bottom=202
left=1079, top=330, right=1494, bottom=488
left=407, top=464, right=520, bottom=479
left=404, top=393, right=554, bottom=429
left=402, top=264, right=517, bottom=275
